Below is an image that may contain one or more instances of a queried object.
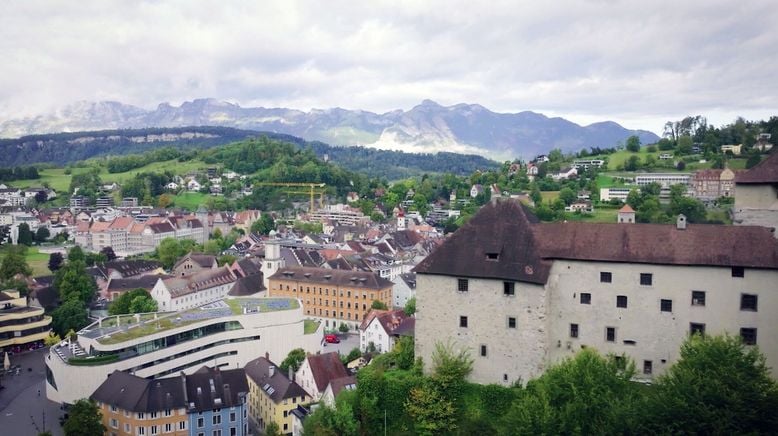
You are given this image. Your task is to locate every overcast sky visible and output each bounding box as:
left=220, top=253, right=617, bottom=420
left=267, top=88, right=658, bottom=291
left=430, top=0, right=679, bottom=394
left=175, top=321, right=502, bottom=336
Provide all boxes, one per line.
left=1, top=0, right=776, bottom=134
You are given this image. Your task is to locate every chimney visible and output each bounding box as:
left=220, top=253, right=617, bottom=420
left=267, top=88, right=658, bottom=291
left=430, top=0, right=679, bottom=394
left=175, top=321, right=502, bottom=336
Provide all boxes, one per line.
left=265, top=351, right=269, bottom=360
left=676, top=214, right=687, bottom=230
left=288, top=367, right=294, bottom=383
left=269, top=365, right=275, bottom=378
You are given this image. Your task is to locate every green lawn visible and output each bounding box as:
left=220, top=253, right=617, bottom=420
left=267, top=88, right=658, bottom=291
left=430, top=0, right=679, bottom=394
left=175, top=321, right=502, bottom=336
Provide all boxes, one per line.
left=304, top=319, right=320, bottom=335
left=565, top=208, right=619, bottom=223
left=172, top=192, right=209, bottom=210
left=540, top=191, right=559, bottom=202
left=10, top=159, right=206, bottom=194
left=0, top=246, right=51, bottom=277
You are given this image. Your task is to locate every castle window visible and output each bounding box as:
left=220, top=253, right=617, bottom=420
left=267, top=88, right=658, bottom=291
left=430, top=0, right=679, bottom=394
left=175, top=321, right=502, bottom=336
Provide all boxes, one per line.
left=640, top=273, right=653, bottom=286
left=616, top=295, right=628, bottom=308
left=606, top=327, right=616, bottom=342
left=600, top=272, right=612, bottom=283
left=643, top=360, right=653, bottom=375
left=459, top=316, right=468, bottom=328
left=660, top=299, right=673, bottom=312
left=480, top=345, right=487, bottom=357
left=690, top=323, right=706, bottom=336
left=503, top=282, right=515, bottom=296
left=570, top=323, right=579, bottom=338
left=507, top=317, right=517, bottom=329
left=732, top=266, right=745, bottom=278
left=457, top=279, right=469, bottom=292
left=741, top=294, right=758, bottom=311
left=740, top=328, right=757, bottom=345
left=580, top=293, right=591, bottom=304
left=691, top=291, right=706, bottom=306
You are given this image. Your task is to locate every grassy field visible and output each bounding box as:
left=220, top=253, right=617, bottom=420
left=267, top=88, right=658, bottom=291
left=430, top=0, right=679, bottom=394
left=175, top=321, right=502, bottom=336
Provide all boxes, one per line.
left=565, top=208, right=619, bottom=223
left=540, top=191, right=559, bottom=202
left=591, top=148, right=747, bottom=173
left=10, top=159, right=207, bottom=193
left=172, top=192, right=209, bottom=210
left=0, top=246, right=51, bottom=277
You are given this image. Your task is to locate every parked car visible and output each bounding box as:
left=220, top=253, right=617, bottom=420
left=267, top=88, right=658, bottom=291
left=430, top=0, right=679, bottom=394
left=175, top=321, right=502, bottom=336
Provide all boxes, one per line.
left=324, top=334, right=340, bottom=344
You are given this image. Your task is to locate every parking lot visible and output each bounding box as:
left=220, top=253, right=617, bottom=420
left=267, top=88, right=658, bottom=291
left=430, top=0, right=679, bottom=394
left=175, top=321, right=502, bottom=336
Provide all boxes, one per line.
left=320, top=332, right=360, bottom=357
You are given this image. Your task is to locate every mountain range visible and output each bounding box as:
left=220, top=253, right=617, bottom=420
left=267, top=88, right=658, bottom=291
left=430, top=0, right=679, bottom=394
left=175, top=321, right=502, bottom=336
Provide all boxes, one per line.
left=0, top=99, right=660, bottom=159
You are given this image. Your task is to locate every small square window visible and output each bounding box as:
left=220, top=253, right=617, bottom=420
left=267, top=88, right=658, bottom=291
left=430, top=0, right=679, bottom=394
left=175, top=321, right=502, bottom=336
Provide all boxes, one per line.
left=600, top=272, right=612, bottom=283
left=640, top=273, right=653, bottom=286
left=507, top=317, right=517, bottom=329
left=606, top=327, right=616, bottom=342
left=570, top=323, right=579, bottom=338
left=480, top=345, right=487, bottom=357
left=616, top=295, right=628, bottom=308
left=580, top=293, right=591, bottom=304
left=690, top=323, right=706, bottom=336
left=691, top=291, right=706, bottom=306
left=643, top=360, right=653, bottom=375
left=660, top=299, right=673, bottom=312
left=503, top=282, right=515, bottom=296
left=740, top=328, right=757, bottom=345
left=459, top=316, right=468, bottom=328
left=741, top=294, right=758, bottom=311
left=732, top=266, right=745, bottom=278
left=457, top=279, right=469, bottom=292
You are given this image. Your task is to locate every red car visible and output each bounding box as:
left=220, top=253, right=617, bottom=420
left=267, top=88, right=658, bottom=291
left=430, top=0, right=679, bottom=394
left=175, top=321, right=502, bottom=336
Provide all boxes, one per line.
left=324, top=334, right=340, bottom=344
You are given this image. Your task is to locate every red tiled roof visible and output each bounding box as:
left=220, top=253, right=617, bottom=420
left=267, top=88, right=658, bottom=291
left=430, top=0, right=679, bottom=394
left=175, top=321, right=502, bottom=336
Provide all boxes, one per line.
left=619, top=204, right=635, bottom=213
left=736, top=151, right=778, bottom=184
left=306, top=352, right=348, bottom=392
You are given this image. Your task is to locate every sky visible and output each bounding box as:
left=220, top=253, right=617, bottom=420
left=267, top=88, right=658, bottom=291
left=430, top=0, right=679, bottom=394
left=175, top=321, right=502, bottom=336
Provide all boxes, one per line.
left=1, top=0, right=776, bottom=134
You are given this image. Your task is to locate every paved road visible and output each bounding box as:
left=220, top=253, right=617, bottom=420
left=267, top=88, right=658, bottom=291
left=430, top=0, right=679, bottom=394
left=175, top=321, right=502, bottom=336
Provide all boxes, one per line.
left=321, top=332, right=360, bottom=357
left=0, top=348, right=64, bottom=436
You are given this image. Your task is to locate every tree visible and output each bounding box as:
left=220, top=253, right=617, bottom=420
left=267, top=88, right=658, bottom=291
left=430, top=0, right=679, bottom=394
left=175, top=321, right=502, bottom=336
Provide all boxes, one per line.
left=548, top=148, right=564, bottom=162
left=405, top=381, right=457, bottom=436
left=203, top=240, right=221, bottom=255
left=530, top=185, right=542, bottom=205
left=250, top=214, right=275, bottom=235
left=624, top=155, right=641, bottom=171
left=642, top=335, right=778, bottom=435
left=558, top=187, right=576, bottom=206
left=43, top=331, right=62, bottom=347
left=500, top=349, right=639, bottom=435
left=339, top=322, right=350, bottom=333
left=109, top=289, right=155, bottom=315
left=341, top=347, right=362, bottom=365
left=48, top=252, right=64, bottom=272
left=371, top=300, right=388, bottom=310
left=303, top=390, right=359, bottom=436
left=157, top=237, right=185, bottom=269
left=63, top=398, right=105, bottom=436
left=676, top=161, right=686, bottom=171
left=265, top=421, right=282, bottom=436
left=677, top=135, right=693, bottom=155
left=17, top=222, right=33, bottom=246
left=394, top=335, right=415, bottom=370
left=67, top=246, right=85, bottom=263
left=51, top=299, right=88, bottom=337
left=625, top=135, right=641, bottom=152
left=35, top=226, right=50, bottom=243
left=0, top=246, right=32, bottom=280
left=279, top=348, right=306, bottom=373
left=99, top=246, right=117, bottom=261
left=404, top=296, right=416, bottom=316
left=55, top=260, right=97, bottom=304
left=431, top=340, right=474, bottom=400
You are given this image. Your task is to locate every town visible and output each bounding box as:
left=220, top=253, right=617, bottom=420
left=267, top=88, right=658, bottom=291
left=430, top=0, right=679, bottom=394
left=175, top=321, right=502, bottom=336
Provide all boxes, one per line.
left=0, top=121, right=775, bottom=434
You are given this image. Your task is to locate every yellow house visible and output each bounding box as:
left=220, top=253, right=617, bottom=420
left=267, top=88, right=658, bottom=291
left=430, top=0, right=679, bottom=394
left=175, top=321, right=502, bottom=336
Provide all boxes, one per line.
left=0, top=289, right=51, bottom=353
left=245, top=355, right=310, bottom=435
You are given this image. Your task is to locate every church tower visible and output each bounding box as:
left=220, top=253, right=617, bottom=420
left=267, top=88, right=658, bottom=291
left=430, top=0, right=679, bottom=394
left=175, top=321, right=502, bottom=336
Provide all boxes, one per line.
left=262, top=230, right=285, bottom=290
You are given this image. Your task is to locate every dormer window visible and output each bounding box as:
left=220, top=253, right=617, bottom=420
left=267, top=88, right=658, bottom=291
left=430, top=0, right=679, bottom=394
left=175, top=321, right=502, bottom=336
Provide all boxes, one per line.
left=485, top=252, right=499, bottom=261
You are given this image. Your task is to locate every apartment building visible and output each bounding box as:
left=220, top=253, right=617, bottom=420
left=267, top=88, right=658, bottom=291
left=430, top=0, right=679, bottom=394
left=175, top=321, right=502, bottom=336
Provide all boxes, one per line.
left=0, top=290, right=52, bottom=354
left=244, top=355, right=309, bottom=435
left=45, top=297, right=322, bottom=404
left=634, top=173, right=691, bottom=188
left=690, top=168, right=737, bottom=200
left=414, top=199, right=778, bottom=386
left=268, top=266, right=393, bottom=331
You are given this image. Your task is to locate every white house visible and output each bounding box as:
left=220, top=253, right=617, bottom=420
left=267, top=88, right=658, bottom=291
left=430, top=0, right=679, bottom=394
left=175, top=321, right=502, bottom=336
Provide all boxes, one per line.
left=150, top=266, right=237, bottom=311
left=294, top=352, right=348, bottom=401
left=320, top=376, right=357, bottom=407
left=470, top=184, right=484, bottom=198
left=392, top=272, right=416, bottom=308
left=187, top=179, right=202, bottom=191
left=165, top=182, right=179, bottom=190
left=359, top=309, right=415, bottom=353
left=551, top=167, right=578, bottom=181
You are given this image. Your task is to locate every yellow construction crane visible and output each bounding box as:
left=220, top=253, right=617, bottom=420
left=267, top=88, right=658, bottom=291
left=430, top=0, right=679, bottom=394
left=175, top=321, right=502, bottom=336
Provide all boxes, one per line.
left=255, top=182, right=326, bottom=213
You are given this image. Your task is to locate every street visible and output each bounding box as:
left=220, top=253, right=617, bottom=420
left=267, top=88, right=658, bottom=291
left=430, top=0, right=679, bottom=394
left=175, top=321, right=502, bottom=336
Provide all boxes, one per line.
left=0, top=348, right=64, bottom=436
left=321, top=332, right=360, bottom=358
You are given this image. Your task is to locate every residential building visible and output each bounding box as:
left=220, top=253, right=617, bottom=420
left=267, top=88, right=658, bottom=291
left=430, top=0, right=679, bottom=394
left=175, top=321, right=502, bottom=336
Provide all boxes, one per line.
left=414, top=199, right=778, bottom=386
left=733, top=150, right=778, bottom=233
left=392, top=272, right=416, bottom=308
left=0, top=289, right=52, bottom=354
left=617, top=204, right=636, bottom=223
left=294, top=352, right=348, bottom=401
left=571, top=159, right=605, bottom=170
left=96, top=196, right=114, bottom=208
left=121, top=197, right=139, bottom=207
left=721, top=144, right=743, bottom=155
left=691, top=168, right=737, bottom=200
left=320, top=375, right=357, bottom=407
left=359, top=309, right=415, bottom=353
left=268, top=266, right=393, bottom=331
left=659, top=153, right=673, bottom=160
left=151, top=267, right=237, bottom=312
left=634, top=173, right=691, bottom=188
left=534, top=155, right=550, bottom=163
left=564, top=200, right=594, bottom=213
left=173, top=252, right=218, bottom=277
left=45, top=297, right=322, bottom=404
left=244, top=355, right=310, bottom=435
left=470, top=184, right=484, bottom=198
left=91, top=367, right=248, bottom=436
left=599, top=187, right=632, bottom=202
left=0, top=187, right=29, bottom=207
left=70, top=195, right=89, bottom=209
left=309, top=205, right=369, bottom=226
left=551, top=167, right=578, bottom=181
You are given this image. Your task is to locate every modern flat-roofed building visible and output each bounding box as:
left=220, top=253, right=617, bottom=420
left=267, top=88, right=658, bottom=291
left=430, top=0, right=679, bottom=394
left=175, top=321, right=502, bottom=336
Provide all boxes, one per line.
left=634, top=173, right=691, bottom=188
left=414, top=199, right=778, bottom=386
left=0, top=289, right=52, bottom=354
left=45, top=297, right=322, bottom=404
left=268, top=266, right=393, bottom=331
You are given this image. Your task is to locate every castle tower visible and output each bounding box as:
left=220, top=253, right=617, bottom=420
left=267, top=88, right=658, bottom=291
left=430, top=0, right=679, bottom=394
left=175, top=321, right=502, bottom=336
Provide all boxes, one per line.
left=262, top=230, right=285, bottom=291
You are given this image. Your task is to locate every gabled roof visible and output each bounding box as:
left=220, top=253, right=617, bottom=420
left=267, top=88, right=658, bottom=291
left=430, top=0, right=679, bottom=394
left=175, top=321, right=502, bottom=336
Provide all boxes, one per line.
left=360, top=309, right=415, bottom=337
left=91, top=371, right=186, bottom=413
left=103, top=260, right=162, bottom=278
left=107, top=275, right=168, bottom=292
left=244, top=357, right=308, bottom=403
left=305, top=352, right=349, bottom=392
left=736, top=150, right=778, bottom=184
left=228, top=273, right=265, bottom=296
left=173, top=252, right=217, bottom=271
left=161, top=267, right=237, bottom=298
left=414, top=200, right=778, bottom=285
left=269, top=266, right=393, bottom=290
left=327, top=375, right=357, bottom=398
left=185, top=367, right=248, bottom=412
left=618, top=204, right=635, bottom=213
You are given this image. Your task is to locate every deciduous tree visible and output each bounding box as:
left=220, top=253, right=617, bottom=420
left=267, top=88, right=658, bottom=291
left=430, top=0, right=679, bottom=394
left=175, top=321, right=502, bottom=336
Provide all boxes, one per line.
left=63, top=398, right=105, bottom=436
